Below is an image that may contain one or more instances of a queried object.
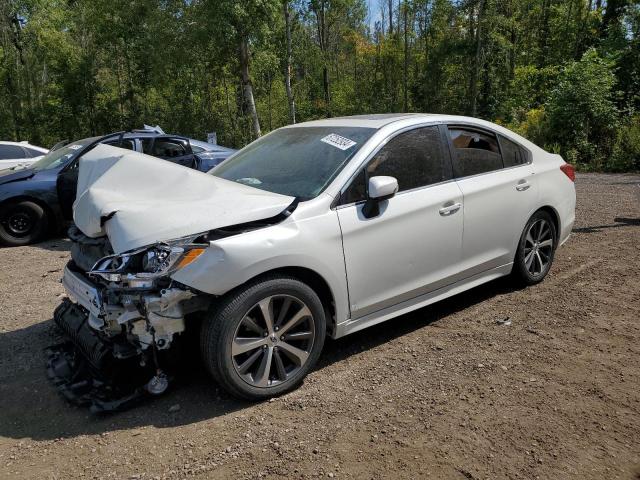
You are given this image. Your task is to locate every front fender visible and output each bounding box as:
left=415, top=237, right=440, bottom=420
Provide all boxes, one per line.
left=171, top=211, right=350, bottom=325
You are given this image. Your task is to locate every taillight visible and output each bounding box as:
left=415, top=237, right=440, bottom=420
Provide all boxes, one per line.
left=560, top=163, right=575, bottom=182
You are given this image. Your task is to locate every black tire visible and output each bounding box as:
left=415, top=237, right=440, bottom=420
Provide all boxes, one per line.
left=512, top=210, right=557, bottom=286
left=0, top=200, right=49, bottom=247
left=200, top=274, right=326, bottom=400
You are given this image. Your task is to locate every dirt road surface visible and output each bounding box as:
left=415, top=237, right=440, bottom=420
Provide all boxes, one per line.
left=1, top=173, right=639, bottom=479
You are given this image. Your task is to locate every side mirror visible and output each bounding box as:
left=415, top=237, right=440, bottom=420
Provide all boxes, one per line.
left=363, top=176, right=398, bottom=218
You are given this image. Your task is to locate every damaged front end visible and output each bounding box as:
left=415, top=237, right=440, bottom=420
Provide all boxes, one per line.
left=47, top=145, right=298, bottom=411
left=47, top=228, right=210, bottom=412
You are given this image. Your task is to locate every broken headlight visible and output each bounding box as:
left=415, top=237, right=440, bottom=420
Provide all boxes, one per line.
left=89, top=234, right=207, bottom=282
left=141, top=245, right=181, bottom=274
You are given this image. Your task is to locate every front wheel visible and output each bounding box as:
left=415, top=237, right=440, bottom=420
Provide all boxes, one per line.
left=200, top=275, right=326, bottom=400
left=512, top=210, right=557, bottom=286
left=0, top=200, right=49, bottom=247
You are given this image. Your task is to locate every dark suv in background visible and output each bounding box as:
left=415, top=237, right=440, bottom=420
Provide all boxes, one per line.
left=0, top=130, right=235, bottom=246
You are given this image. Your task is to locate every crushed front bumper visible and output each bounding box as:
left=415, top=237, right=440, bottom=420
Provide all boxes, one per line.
left=46, top=300, right=154, bottom=412
left=47, top=262, right=203, bottom=412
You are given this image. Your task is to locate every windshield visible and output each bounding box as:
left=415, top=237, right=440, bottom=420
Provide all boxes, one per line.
left=31, top=137, right=98, bottom=171
left=212, top=126, right=376, bottom=200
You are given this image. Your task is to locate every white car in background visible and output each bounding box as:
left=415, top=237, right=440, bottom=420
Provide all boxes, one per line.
left=0, top=141, right=49, bottom=170
left=49, top=114, right=576, bottom=410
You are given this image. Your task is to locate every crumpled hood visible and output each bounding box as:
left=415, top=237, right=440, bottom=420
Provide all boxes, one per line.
left=0, top=167, right=35, bottom=185
left=73, top=144, right=295, bottom=254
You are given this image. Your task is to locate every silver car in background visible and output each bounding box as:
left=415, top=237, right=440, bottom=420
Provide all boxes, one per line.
left=50, top=114, right=576, bottom=409
left=0, top=141, right=48, bottom=170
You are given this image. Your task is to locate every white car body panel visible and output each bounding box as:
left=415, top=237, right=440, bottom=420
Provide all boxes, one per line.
left=0, top=141, right=48, bottom=170
left=454, top=164, right=538, bottom=278
left=534, top=153, right=576, bottom=244
left=336, top=180, right=464, bottom=318
left=71, top=114, right=576, bottom=339
left=73, top=144, right=295, bottom=253
left=337, top=263, right=513, bottom=337
left=171, top=195, right=351, bottom=327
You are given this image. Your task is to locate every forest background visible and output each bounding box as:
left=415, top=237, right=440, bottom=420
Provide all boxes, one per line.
left=1, top=0, right=639, bottom=171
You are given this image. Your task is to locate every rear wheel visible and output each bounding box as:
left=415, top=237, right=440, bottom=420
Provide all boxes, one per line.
left=0, top=200, right=49, bottom=246
left=513, top=210, right=557, bottom=285
left=200, top=275, right=326, bottom=400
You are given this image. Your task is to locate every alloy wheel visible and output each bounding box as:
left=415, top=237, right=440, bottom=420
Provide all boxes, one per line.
left=231, top=295, right=315, bottom=388
left=524, top=219, right=554, bottom=276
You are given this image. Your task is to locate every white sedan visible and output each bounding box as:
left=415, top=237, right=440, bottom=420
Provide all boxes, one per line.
left=0, top=141, right=48, bottom=170
left=52, top=114, right=576, bottom=407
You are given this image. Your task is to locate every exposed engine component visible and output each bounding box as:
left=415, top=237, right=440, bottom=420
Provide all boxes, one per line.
left=47, top=301, right=155, bottom=412
left=46, top=231, right=211, bottom=412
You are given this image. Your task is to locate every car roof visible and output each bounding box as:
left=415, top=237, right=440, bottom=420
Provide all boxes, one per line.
left=104, top=132, right=230, bottom=150
left=280, top=113, right=508, bottom=130
left=280, top=113, right=426, bottom=129
left=119, top=132, right=184, bottom=139
left=279, top=113, right=542, bottom=154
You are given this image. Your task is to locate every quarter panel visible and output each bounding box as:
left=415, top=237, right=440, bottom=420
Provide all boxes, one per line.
left=532, top=153, right=576, bottom=243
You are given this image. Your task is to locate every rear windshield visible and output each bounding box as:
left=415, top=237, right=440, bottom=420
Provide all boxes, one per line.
left=212, top=126, right=376, bottom=200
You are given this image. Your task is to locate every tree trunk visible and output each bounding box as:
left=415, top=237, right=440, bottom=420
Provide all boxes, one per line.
left=283, top=0, right=296, bottom=124
left=388, top=0, right=394, bottom=35
left=312, top=1, right=331, bottom=116
left=239, top=34, right=261, bottom=138
left=268, top=73, right=273, bottom=131
left=601, top=0, right=628, bottom=35
left=322, top=66, right=331, bottom=116
left=403, top=1, right=408, bottom=112
left=538, top=0, right=550, bottom=67
left=470, top=0, right=486, bottom=116
left=222, top=72, right=237, bottom=135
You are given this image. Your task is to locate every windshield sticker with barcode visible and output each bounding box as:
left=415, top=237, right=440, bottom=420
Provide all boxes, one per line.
left=321, top=133, right=357, bottom=150
left=68, top=144, right=82, bottom=150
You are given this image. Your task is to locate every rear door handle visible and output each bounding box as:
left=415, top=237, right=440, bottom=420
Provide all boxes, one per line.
left=516, top=180, right=531, bottom=191
left=439, top=202, right=462, bottom=216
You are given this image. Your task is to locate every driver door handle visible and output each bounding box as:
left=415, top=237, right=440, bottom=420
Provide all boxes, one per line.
left=439, top=202, right=462, bottom=216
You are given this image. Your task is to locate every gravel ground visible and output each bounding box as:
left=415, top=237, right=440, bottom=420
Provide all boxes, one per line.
left=0, top=173, right=639, bottom=480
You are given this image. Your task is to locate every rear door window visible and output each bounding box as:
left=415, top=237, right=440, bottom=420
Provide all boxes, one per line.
left=448, top=127, right=503, bottom=178
left=500, top=135, right=529, bottom=168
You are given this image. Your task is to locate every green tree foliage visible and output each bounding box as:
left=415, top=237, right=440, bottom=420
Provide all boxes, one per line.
left=0, top=0, right=638, bottom=170
left=545, top=49, right=619, bottom=168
